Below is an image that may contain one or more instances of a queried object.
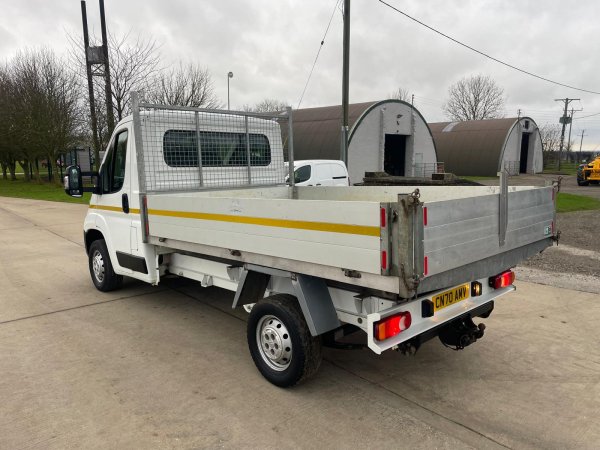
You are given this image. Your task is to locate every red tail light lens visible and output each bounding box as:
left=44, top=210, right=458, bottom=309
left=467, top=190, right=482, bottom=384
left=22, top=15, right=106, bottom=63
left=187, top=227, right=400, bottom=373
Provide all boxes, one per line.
left=374, top=312, right=412, bottom=341
left=489, top=270, right=515, bottom=289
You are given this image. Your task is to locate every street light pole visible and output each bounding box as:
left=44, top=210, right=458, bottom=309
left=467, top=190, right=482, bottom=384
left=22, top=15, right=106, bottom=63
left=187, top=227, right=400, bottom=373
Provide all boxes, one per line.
left=227, top=72, right=233, bottom=110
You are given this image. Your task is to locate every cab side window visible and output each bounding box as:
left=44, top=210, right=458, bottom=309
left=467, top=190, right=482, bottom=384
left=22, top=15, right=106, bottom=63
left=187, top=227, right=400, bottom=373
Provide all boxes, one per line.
left=294, top=165, right=311, bottom=183
left=101, top=130, right=128, bottom=194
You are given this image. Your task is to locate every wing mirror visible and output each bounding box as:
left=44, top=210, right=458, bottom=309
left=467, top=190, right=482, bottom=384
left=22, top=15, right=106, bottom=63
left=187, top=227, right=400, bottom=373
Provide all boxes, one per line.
left=64, top=165, right=101, bottom=197
left=64, top=165, right=83, bottom=197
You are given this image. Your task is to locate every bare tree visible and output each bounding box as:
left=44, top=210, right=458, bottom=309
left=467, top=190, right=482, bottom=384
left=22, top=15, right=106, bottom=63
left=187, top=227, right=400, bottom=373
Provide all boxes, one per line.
left=443, top=74, right=505, bottom=121
left=146, top=63, right=221, bottom=108
left=243, top=99, right=289, bottom=113
left=388, top=87, right=411, bottom=102
left=539, top=123, right=561, bottom=153
left=107, top=33, right=161, bottom=121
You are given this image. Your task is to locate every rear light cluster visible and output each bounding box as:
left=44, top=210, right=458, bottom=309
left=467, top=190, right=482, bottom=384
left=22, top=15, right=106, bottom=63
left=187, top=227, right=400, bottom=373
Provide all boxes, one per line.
left=489, top=270, right=515, bottom=289
left=374, top=312, right=412, bottom=341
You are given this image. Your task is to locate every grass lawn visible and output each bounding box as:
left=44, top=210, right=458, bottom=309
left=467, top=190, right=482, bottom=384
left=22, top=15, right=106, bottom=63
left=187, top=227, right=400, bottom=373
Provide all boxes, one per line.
left=556, top=192, right=600, bottom=213
left=0, top=178, right=91, bottom=204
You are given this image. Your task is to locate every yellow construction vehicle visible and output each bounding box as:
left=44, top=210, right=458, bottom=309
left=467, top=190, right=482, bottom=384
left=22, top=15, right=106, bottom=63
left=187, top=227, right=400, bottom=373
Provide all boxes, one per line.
left=577, top=156, right=600, bottom=186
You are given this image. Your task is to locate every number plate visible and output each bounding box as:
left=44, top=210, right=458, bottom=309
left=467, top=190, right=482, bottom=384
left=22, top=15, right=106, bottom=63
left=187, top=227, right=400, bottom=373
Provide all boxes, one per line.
left=432, top=283, right=470, bottom=312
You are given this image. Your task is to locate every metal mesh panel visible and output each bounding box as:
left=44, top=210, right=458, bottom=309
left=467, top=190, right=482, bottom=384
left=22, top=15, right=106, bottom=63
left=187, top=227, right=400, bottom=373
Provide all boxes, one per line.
left=132, top=97, right=291, bottom=193
left=503, top=161, right=519, bottom=176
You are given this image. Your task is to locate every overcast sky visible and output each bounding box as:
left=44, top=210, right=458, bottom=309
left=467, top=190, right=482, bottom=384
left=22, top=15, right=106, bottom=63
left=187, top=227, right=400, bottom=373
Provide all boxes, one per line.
left=1, top=0, right=599, bottom=150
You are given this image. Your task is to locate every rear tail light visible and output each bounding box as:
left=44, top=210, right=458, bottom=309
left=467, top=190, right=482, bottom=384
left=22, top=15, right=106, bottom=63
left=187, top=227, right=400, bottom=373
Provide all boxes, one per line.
left=489, top=270, right=515, bottom=289
left=381, top=250, right=388, bottom=270
left=374, top=312, right=412, bottom=341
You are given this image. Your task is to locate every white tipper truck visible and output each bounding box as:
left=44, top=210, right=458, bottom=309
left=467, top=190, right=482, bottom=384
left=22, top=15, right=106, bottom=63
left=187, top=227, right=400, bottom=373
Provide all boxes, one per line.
left=64, top=93, right=558, bottom=387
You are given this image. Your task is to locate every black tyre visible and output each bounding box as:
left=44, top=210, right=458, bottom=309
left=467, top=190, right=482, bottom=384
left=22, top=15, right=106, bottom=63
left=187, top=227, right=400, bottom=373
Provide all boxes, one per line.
left=88, top=239, right=123, bottom=292
left=247, top=294, right=322, bottom=387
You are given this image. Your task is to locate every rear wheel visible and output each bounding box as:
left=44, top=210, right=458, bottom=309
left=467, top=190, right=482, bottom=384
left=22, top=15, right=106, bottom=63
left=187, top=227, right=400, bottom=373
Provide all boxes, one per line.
left=88, top=239, right=123, bottom=292
left=247, top=294, right=322, bottom=387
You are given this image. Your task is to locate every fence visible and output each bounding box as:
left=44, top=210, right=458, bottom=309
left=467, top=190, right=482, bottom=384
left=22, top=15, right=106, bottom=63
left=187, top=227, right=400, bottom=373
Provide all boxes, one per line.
left=132, top=92, right=294, bottom=194
left=503, top=161, right=520, bottom=176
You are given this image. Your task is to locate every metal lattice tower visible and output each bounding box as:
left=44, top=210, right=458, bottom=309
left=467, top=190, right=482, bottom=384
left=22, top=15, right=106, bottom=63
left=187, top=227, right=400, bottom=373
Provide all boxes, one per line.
left=81, top=0, right=115, bottom=170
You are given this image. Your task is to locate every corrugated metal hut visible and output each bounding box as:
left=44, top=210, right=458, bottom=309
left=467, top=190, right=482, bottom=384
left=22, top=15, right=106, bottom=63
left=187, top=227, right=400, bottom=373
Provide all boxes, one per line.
left=291, top=100, right=438, bottom=183
left=428, top=117, right=543, bottom=176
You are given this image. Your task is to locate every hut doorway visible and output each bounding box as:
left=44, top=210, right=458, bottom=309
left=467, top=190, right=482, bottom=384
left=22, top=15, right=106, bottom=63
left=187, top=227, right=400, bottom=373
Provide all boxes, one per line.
left=519, top=133, right=530, bottom=173
left=384, top=134, right=407, bottom=176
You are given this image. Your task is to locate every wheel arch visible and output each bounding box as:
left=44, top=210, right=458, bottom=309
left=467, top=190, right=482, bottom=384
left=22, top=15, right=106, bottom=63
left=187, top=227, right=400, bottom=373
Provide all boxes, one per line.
left=85, top=229, right=105, bottom=255
left=233, top=265, right=341, bottom=336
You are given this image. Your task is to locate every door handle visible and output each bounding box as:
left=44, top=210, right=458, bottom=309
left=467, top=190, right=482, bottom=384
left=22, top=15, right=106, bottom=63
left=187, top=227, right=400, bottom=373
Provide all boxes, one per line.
left=122, top=193, right=130, bottom=214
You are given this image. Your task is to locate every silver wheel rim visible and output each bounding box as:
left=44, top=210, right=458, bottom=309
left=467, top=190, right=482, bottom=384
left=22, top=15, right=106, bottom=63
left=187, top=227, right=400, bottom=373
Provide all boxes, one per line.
left=92, top=249, right=105, bottom=283
left=256, top=315, right=292, bottom=371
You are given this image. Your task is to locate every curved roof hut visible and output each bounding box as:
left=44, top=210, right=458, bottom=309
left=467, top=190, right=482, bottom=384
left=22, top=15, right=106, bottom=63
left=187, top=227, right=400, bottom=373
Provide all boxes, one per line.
left=428, top=117, right=543, bottom=176
left=291, top=100, right=438, bottom=183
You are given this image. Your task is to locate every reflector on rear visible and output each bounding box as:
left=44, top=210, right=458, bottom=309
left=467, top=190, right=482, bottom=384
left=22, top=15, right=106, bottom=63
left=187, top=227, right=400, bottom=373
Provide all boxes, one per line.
left=489, top=270, right=515, bottom=289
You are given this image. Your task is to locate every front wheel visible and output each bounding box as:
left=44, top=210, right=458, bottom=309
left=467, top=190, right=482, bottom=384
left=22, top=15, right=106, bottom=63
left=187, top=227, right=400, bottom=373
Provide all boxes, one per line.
left=88, top=239, right=123, bottom=292
left=247, top=294, right=322, bottom=387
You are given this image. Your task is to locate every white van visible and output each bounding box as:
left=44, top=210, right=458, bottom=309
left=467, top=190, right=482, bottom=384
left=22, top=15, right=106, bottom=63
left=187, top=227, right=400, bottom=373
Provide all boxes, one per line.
left=286, top=160, right=350, bottom=186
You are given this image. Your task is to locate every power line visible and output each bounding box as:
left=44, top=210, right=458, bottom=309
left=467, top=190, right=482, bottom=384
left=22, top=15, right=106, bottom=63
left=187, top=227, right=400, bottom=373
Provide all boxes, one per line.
left=574, top=111, right=600, bottom=120
left=297, top=0, right=341, bottom=109
left=377, top=0, right=600, bottom=95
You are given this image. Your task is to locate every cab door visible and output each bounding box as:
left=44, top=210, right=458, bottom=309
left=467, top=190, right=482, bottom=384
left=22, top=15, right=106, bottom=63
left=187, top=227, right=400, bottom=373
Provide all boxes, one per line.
left=93, top=127, right=135, bottom=275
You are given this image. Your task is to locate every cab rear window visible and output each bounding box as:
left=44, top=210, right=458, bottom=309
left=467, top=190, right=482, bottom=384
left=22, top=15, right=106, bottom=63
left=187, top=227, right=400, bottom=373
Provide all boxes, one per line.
left=163, top=130, right=271, bottom=167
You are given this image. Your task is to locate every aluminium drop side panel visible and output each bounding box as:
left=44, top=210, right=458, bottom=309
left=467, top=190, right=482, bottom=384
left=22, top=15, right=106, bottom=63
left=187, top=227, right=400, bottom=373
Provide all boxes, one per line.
left=145, top=193, right=382, bottom=275
left=420, top=186, right=554, bottom=291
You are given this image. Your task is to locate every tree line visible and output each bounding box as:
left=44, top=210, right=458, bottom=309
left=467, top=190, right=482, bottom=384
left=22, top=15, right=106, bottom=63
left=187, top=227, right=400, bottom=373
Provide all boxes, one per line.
left=0, top=33, right=286, bottom=183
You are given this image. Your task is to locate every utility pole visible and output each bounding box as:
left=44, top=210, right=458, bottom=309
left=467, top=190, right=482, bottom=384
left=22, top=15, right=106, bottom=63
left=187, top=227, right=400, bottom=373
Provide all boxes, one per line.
left=578, top=130, right=586, bottom=163
left=566, top=107, right=582, bottom=153
left=566, top=109, right=574, bottom=152
left=81, top=0, right=114, bottom=170
left=555, top=98, right=579, bottom=171
left=340, top=0, right=350, bottom=164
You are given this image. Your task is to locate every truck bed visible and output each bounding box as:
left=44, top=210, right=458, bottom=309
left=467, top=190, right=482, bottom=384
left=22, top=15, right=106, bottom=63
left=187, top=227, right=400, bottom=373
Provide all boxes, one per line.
left=144, top=184, right=555, bottom=297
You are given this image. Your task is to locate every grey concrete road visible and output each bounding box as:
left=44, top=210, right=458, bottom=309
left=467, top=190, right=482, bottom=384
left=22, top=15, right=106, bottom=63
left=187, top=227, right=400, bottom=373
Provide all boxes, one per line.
left=1, top=197, right=599, bottom=449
